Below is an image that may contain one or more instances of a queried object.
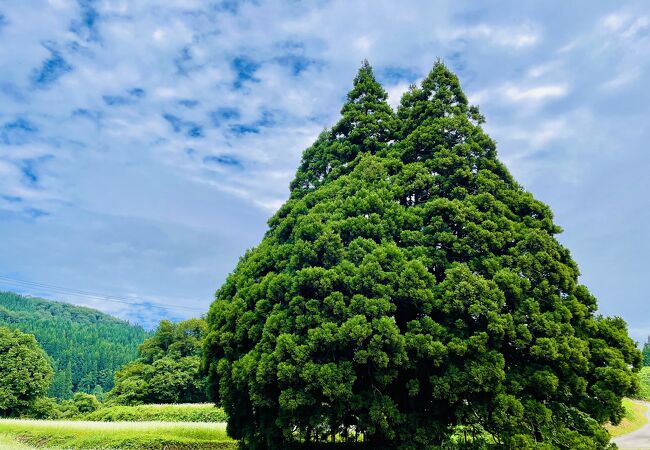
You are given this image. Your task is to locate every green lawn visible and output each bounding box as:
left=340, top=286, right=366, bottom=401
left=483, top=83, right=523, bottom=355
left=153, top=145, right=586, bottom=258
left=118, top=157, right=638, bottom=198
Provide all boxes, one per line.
left=0, top=418, right=236, bottom=449
left=605, top=398, right=649, bottom=438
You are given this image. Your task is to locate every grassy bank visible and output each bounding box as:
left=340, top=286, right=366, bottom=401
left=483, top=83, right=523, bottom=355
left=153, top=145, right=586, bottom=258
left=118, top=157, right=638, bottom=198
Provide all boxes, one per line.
left=80, top=403, right=227, bottom=422
left=0, top=419, right=236, bottom=449
left=605, top=398, right=648, bottom=438
left=0, top=434, right=35, bottom=449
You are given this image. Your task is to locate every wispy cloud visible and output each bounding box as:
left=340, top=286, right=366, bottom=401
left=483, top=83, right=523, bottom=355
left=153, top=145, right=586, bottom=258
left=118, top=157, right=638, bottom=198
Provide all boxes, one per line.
left=503, top=84, right=568, bottom=102
left=1, top=0, right=650, bottom=336
left=452, top=23, right=540, bottom=48
left=468, top=83, right=568, bottom=107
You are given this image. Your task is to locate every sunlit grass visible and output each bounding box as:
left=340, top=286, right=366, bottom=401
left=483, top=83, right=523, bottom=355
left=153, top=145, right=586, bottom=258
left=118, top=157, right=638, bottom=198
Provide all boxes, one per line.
left=605, top=398, right=648, bottom=438
left=0, top=434, right=35, bottom=449
left=0, top=418, right=235, bottom=449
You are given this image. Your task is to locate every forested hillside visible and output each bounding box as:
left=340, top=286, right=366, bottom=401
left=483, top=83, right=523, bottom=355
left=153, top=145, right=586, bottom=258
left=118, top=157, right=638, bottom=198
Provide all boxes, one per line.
left=0, top=291, right=150, bottom=399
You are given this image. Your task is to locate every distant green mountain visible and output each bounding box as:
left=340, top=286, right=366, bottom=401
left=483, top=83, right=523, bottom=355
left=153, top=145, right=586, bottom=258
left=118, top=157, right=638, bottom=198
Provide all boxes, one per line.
left=0, top=291, right=150, bottom=399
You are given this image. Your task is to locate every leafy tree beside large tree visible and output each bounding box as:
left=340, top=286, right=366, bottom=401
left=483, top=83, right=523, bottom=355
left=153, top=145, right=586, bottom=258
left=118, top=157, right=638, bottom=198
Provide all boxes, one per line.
left=204, top=61, right=640, bottom=449
left=0, top=326, right=53, bottom=416
left=107, top=318, right=208, bottom=405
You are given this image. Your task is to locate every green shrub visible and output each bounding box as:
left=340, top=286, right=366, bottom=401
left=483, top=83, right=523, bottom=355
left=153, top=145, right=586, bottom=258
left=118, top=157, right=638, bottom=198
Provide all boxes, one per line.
left=57, top=399, right=81, bottom=418
left=81, top=403, right=227, bottom=422
left=24, top=397, right=62, bottom=420
left=73, top=393, right=101, bottom=413
left=22, top=396, right=95, bottom=420
left=636, top=366, right=650, bottom=400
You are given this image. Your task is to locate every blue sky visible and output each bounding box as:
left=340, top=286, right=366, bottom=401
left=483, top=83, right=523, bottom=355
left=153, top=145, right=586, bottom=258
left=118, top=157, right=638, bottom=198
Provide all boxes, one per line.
left=0, top=1, right=649, bottom=337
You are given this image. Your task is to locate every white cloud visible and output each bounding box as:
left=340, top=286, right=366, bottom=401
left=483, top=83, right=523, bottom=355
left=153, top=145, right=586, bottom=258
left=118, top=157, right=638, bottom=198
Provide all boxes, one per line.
left=152, top=29, right=165, bottom=41
left=453, top=23, right=540, bottom=48
left=466, top=82, right=568, bottom=106
left=601, top=11, right=650, bottom=39
left=503, top=84, right=568, bottom=102
left=527, top=61, right=561, bottom=78
left=2, top=0, right=650, bottom=331
left=354, top=36, right=374, bottom=53
left=601, top=67, right=641, bottom=90
left=622, top=16, right=650, bottom=38
left=602, top=13, right=630, bottom=32
left=523, top=118, right=569, bottom=148
left=386, top=82, right=411, bottom=109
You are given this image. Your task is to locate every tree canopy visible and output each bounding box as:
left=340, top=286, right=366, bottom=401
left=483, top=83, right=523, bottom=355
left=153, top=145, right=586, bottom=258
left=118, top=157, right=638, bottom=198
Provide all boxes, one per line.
left=107, top=318, right=209, bottom=405
left=0, top=326, right=53, bottom=416
left=642, top=337, right=650, bottom=366
left=204, top=61, right=640, bottom=449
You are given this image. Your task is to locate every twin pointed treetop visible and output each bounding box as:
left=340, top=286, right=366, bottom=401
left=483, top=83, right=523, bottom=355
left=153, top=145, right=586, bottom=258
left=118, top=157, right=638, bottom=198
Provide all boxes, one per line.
left=290, top=60, right=395, bottom=196
left=205, top=60, right=640, bottom=449
left=331, top=59, right=395, bottom=149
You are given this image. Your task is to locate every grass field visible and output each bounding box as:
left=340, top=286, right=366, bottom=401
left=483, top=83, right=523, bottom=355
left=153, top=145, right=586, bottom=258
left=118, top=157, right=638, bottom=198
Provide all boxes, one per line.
left=0, top=434, right=35, bottom=449
left=0, top=418, right=236, bottom=449
left=605, top=398, right=649, bottom=438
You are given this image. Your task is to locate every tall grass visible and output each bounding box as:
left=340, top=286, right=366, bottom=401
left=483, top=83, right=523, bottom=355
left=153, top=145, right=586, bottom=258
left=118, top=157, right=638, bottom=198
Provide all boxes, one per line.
left=0, top=434, right=35, bottom=449
left=0, top=418, right=236, bottom=449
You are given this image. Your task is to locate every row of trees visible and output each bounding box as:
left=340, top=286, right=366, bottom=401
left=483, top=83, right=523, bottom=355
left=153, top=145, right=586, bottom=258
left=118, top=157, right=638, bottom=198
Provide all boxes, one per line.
left=0, top=291, right=149, bottom=398
left=1, top=316, right=210, bottom=418
left=204, top=60, right=641, bottom=449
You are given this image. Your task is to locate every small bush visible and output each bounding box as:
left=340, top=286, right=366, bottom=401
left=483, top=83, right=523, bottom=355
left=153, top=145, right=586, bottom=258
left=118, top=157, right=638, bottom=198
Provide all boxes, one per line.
left=24, top=398, right=62, bottom=420
left=73, top=393, right=101, bottom=413
left=57, top=399, right=81, bottom=419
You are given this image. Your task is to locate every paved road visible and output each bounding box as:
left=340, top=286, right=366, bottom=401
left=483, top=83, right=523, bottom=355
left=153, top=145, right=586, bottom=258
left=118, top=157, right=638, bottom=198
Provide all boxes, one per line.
left=614, top=402, right=650, bottom=449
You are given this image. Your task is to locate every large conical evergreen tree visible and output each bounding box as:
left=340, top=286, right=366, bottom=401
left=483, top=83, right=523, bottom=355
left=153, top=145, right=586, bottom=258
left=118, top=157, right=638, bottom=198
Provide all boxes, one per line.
left=205, top=61, right=640, bottom=449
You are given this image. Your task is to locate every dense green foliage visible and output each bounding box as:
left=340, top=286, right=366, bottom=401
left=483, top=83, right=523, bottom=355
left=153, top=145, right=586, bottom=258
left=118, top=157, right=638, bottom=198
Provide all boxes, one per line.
left=26, top=400, right=226, bottom=423
left=0, top=327, right=53, bottom=416
left=107, top=319, right=209, bottom=405
left=205, top=61, right=641, bottom=449
left=72, top=393, right=101, bottom=414
left=0, top=418, right=235, bottom=449
left=642, top=337, right=650, bottom=366
left=0, top=292, right=149, bottom=399
left=635, top=366, right=650, bottom=400
left=27, top=394, right=101, bottom=420
left=81, top=403, right=227, bottom=423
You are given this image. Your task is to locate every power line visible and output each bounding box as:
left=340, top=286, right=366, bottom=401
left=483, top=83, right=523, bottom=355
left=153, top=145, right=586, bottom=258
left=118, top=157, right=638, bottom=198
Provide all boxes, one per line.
left=0, top=275, right=195, bottom=307
left=0, top=276, right=206, bottom=313
left=0, top=275, right=206, bottom=313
